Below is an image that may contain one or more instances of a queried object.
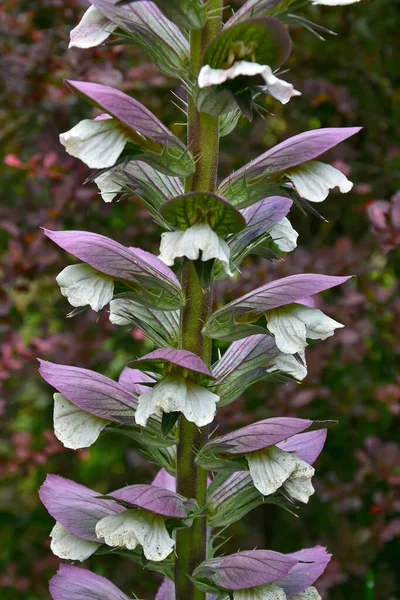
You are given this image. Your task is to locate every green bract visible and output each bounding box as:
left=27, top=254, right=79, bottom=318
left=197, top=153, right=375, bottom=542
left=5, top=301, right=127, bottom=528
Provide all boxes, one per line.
left=203, top=17, right=291, bottom=70
left=160, top=193, right=246, bottom=236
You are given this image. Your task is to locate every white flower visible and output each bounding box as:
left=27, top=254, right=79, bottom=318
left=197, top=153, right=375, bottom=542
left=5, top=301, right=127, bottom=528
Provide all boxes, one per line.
left=135, top=376, right=218, bottom=428
left=198, top=61, right=301, bottom=105
left=95, top=509, right=175, bottom=562
left=60, top=116, right=130, bottom=169
left=266, top=304, right=344, bottom=354
left=56, top=264, right=114, bottom=311
left=50, top=522, right=100, bottom=561
left=246, top=445, right=314, bottom=499
left=159, top=223, right=232, bottom=276
left=69, top=5, right=117, bottom=49
left=282, top=456, right=315, bottom=503
left=53, top=393, right=110, bottom=450
left=291, top=588, right=322, bottom=600
left=286, top=161, right=353, bottom=203
left=270, top=350, right=307, bottom=381
left=234, top=583, right=287, bottom=600
left=269, top=217, right=299, bottom=252
left=94, top=169, right=125, bottom=202
left=312, top=0, right=361, bottom=5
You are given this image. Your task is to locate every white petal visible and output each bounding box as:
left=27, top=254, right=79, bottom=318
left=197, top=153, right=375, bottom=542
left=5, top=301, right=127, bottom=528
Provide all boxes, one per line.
left=234, top=583, right=287, bottom=600
left=50, top=522, right=100, bottom=561
left=260, top=65, right=302, bottom=105
left=56, top=264, right=114, bottom=311
left=246, top=446, right=299, bottom=496
left=136, top=377, right=218, bottom=428
left=53, top=393, right=110, bottom=450
left=109, top=298, right=131, bottom=326
left=283, top=476, right=315, bottom=504
left=94, top=169, right=124, bottom=202
left=198, top=61, right=301, bottom=105
left=282, top=456, right=315, bottom=503
left=134, top=513, right=175, bottom=562
left=96, top=510, right=174, bottom=561
left=183, top=383, right=218, bottom=427
left=266, top=306, right=308, bottom=354
left=159, top=223, right=232, bottom=276
left=60, top=118, right=129, bottom=169
left=287, top=161, right=353, bottom=203
left=271, top=350, right=307, bottom=381
left=312, top=0, right=361, bottom=5
left=269, top=217, right=299, bottom=252
left=69, top=6, right=118, bottom=49
left=135, top=389, right=163, bottom=426
left=299, top=305, right=344, bottom=341
left=291, top=587, right=321, bottom=600
left=198, top=61, right=268, bottom=88
left=267, top=305, right=344, bottom=354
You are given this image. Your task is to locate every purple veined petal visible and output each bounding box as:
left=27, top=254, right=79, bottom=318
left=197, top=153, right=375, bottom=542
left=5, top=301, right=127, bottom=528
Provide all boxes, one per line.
left=132, top=348, right=213, bottom=377
left=296, top=296, right=315, bottom=308
left=277, top=429, right=328, bottom=465
left=110, top=483, right=189, bottom=518
left=89, top=0, right=189, bottom=77
left=204, top=418, right=333, bottom=455
left=39, top=360, right=138, bottom=425
left=66, top=80, right=184, bottom=151
left=155, top=578, right=175, bottom=600
left=49, top=563, right=130, bottom=600
left=212, top=334, right=279, bottom=382
left=118, top=366, right=155, bottom=395
left=220, top=127, right=362, bottom=190
left=194, top=550, right=298, bottom=590
left=214, top=274, right=352, bottom=317
left=241, top=196, right=293, bottom=230
left=151, top=468, right=176, bottom=492
left=227, top=197, right=294, bottom=257
left=43, top=229, right=181, bottom=297
left=225, top=0, right=283, bottom=27
left=277, top=546, right=332, bottom=597
left=39, top=475, right=122, bottom=541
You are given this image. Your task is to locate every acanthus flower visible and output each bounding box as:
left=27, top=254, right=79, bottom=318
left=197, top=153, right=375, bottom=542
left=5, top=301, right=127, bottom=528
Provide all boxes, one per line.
left=200, top=419, right=330, bottom=503
left=266, top=301, right=344, bottom=354
left=56, top=263, right=114, bottom=312
left=285, top=161, right=353, bottom=203
left=136, top=375, right=219, bottom=428
left=159, top=222, right=233, bottom=276
left=198, top=61, right=301, bottom=107
left=40, top=474, right=194, bottom=563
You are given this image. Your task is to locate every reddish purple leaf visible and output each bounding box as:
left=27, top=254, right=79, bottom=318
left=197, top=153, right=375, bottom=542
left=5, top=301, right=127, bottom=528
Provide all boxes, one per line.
left=118, top=366, right=155, bottom=395
left=43, top=229, right=181, bottom=298
left=131, top=348, right=213, bottom=377
left=39, top=360, right=138, bottom=425
left=212, top=334, right=279, bottom=382
left=205, top=418, right=332, bottom=455
left=151, top=468, right=176, bottom=492
left=110, top=483, right=189, bottom=518
left=214, top=273, right=352, bottom=317
left=193, top=549, right=297, bottom=590
left=241, top=196, right=293, bottom=230
left=66, top=80, right=184, bottom=151
left=220, top=127, right=362, bottom=190
left=277, top=429, right=328, bottom=465
left=39, top=475, right=122, bottom=541
left=50, top=564, right=129, bottom=600
left=277, top=546, right=332, bottom=597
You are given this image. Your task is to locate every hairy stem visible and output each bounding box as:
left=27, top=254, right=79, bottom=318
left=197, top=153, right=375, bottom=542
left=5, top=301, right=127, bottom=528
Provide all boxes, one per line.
left=175, top=3, right=222, bottom=599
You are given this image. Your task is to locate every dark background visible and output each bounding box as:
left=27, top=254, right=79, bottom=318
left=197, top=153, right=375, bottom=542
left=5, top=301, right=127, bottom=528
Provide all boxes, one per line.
left=0, top=0, right=399, bottom=598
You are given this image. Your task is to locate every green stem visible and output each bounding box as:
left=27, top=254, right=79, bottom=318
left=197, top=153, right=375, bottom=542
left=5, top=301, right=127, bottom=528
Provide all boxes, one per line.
left=175, top=3, right=222, bottom=600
